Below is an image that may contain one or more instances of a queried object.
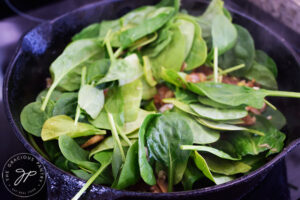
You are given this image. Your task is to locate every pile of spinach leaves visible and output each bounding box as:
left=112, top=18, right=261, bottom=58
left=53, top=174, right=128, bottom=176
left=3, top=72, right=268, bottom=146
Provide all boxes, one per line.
left=20, top=0, right=300, bottom=196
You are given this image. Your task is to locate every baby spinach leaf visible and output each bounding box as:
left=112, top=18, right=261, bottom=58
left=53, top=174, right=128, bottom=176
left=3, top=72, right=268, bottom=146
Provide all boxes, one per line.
left=244, top=63, right=278, bottom=90
left=89, top=136, right=136, bottom=158
left=104, top=86, right=124, bottom=127
left=192, top=151, right=215, bottom=182
left=41, top=39, right=103, bottom=111
left=119, top=7, right=175, bottom=48
left=195, top=117, right=264, bottom=136
left=53, top=93, right=78, bottom=117
left=177, top=18, right=195, bottom=60
left=219, top=25, right=255, bottom=76
left=113, top=141, right=140, bottom=189
left=190, top=103, right=248, bottom=121
left=255, top=50, right=277, bottom=77
left=78, top=85, right=105, bottom=119
left=197, top=96, right=234, bottom=109
left=185, top=19, right=207, bottom=71
left=202, top=154, right=251, bottom=175
left=21, top=100, right=54, bottom=137
left=146, top=112, right=194, bottom=191
left=156, top=0, right=180, bottom=11
left=123, top=109, right=155, bottom=134
left=197, top=0, right=224, bottom=39
left=41, top=115, right=105, bottom=141
left=58, top=135, right=99, bottom=172
left=150, top=26, right=186, bottom=79
left=212, top=173, right=234, bottom=185
left=223, top=116, right=286, bottom=157
left=99, top=20, right=121, bottom=40
left=182, top=159, right=204, bottom=190
left=187, top=82, right=266, bottom=109
left=163, top=98, right=197, bottom=116
left=121, top=6, right=156, bottom=26
left=138, top=114, right=159, bottom=186
left=211, top=14, right=237, bottom=56
left=36, top=89, right=62, bottom=102
left=121, top=79, right=143, bottom=122
left=261, top=107, right=286, bottom=130
left=72, top=151, right=113, bottom=200
left=175, top=88, right=198, bottom=104
left=127, top=131, right=139, bottom=139
left=43, top=140, right=60, bottom=161
left=72, top=23, right=100, bottom=41
left=181, top=145, right=240, bottom=160
left=142, top=56, right=157, bottom=87
left=89, top=109, right=110, bottom=130
left=142, top=27, right=173, bottom=58
left=86, top=59, right=110, bottom=84
left=161, top=68, right=187, bottom=88
left=112, top=141, right=123, bottom=180
left=97, top=54, right=143, bottom=86
left=141, top=78, right=157, bottom=100
left=71, top=168, right=113, bottom=185
left=174, top=109, right=220, bottom=144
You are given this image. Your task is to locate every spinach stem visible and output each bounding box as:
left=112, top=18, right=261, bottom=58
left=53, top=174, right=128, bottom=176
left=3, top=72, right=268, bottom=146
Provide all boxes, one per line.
left=266, top=90, right=300, bottom=98
left=104, top=30, right=116, bottom=62
left=220, top=64, right=245, bottom=75
left=28, top=134, right=50, bottom=161
left=213, top=47, right=218, bottom=83
left=264, top=99, right=277, bottom=110
left=107, top=112, right=126, bottom=161
left=116, top=126, right=132, bottom=146
left=72, top=164, right=109, bottom=200
left=167, top=148, right=173, bottom=192
left=114, top=47, right=123, bottom=58
left=41, top=83, right=57, bottom=111
left=74, top=67, right=87, bottom=126
left=129, top=32, right=158, bottom=52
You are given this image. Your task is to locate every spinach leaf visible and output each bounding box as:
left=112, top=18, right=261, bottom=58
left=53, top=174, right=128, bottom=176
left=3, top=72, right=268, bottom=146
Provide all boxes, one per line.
left=121, top=79, right=143, bottom=122
left=43, top=140, right=60, bottom=161
left=255, top=50, right=277, bottom=77
left=175, top=88, right=198, bottom=104
left=41, top=115, right=105, bottom=141
left=72, top=23, right=100, bottom=41
left=219, top=25, right=255, bottom=76
left=112, top=141, right=140, bottom=189
left=123, top=109, right=155, bottom=134
left=142, top=57, right=157, bottom=87
left=72, top=151, right=113, bottom=200
left=121, top=6, right=156, bottom=26
left=89, top=109, right=110, bottom=130
left=97, top=54, right=143, bottom=86
left=150, top=26, right=186, bottom=79
left=156, top=0, right=180, bottom=11
left=138, top=114, right=158, bottom=186
left=53, top=93, right=78, bottom=117
left=141, top=78, right=157, bottom=100
left=211, top=14, right=237, bottom=56
left=202, top=154, right=251, bottom=175
left=89, top=136, right=136, bottom=157
left=197, top=0, right=224, bottom=39
left=142, top=27, right=173, bottom=58
left=187, top=82, right=266, bottom=109
left=36, top=89, right=62, bottom=102
left=174, top=109, right=220, bottom=144
left=223, top=116, right=286, bottom=157
left=119, top=7, right=175, bottom=48
left=197, top=96, right=234, bottom=109
left=177, top=18, right=195, bottom=60
left=191, top=151, right=214, bottom=182
left=261, top=107, right=286, bottom=130
left=161, top=68, right=187, bottom=88
left=184, top=18, right=207, bottom=71
left=21, top=100, right=54, bottom=137
left=86, top=59, right=110, bottom=84
left=244, top=63, right=278, bottom=90
left=212, top=173, right=234, bottom=185
left=99, top=20, right=121, bottom=40
left=146, top=112, right=194, bottom=191
left=58, top=135, right=99, bottom=172
left=41, top=39, right=104, bottom=111
left=195, top=117, right=264, bottom=136
left=190, top=103, right=248, bottom=121
left=71, top=168, right=113, bottom=185
left=181, top=145, right=240, bottom=160
left=182, top=159, right=204, bottom=190
left=78, top=85, right=105, bottom=119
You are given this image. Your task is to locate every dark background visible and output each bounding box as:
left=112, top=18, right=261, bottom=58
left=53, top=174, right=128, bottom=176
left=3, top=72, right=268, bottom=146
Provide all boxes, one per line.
left=0, top=0, right=299, bottom=199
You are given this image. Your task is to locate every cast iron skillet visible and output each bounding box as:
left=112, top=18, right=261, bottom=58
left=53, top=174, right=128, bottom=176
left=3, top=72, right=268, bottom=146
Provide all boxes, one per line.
left=3, top=0, right=300, bottom=199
